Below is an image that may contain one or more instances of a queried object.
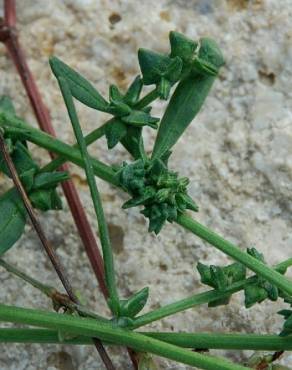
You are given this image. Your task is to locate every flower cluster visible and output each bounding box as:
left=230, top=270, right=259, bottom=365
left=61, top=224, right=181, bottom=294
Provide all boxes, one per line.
left=117, top=158, right=198, bottom=234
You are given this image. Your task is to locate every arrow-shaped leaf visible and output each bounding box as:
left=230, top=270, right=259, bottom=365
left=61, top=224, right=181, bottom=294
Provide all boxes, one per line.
left=0, top=188, right=27, bottom=256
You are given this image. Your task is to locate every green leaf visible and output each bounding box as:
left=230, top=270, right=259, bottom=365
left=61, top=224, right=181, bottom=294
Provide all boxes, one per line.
left=138, top=49, right=173, bottom=85
left=0, top=141, right=38, bottom=178
left=124, top=76, right=143, bottom=105
left=49, top=57, right=108, bottom=112
left=20, top=168, right=36, bottom=192
left=169, top=31, right=198, bottom=66
left=138, top=49, right=182, bottom=99
left=243, top=248, right=279, bottom=308
left=120, top=126, right=145, bottom=160
left=197, top=262, right=246, bottom=307
left=105, top=119, right=127, bottom=149
left=0, top=188, right=27, bottom=255
left=120, top=287, right=149, bottom=318
left=122, top=187, right=156, bottom=209
left=152, top=73, right=216, bottom=161
left=107, top=99, right=132, bottom=116
left=109, top=85, right=124, bottom=102
left=193, top=38, right=225, bottom=76
left=244, top=284, right=268, bottom=308
left=122, top=110, right=159, bottom=129
left=32, top=171, right=69, bottom=190
left=152, top=37, right=224, bottom=160
left=30, top=189, right=62, bottom=211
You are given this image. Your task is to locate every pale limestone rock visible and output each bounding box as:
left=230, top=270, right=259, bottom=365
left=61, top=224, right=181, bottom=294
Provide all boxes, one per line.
left=0, top=0, right=292, bottom=369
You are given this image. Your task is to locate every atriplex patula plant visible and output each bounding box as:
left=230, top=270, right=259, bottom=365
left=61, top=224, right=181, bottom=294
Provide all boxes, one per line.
left=0, top=30, right=292, bottom=370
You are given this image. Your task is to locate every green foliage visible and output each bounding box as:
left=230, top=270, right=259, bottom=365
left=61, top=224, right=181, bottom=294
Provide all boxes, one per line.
left=118, top=158, right=198, bottom=234
left=152, top=34, right=224, bottom=161
left=49, top=57, right=108, bottom=111
left=244, top=248, right=279, bottom=308
left=0, top=103, right=70, bottom=254
left=0, top=188, right=27, bottom=255
left=197, top=262, right=246, bottom=307
left=278, top=309, right=292, bottom=336
left=119, top=287, right=149, bottom=318
left=138, top=48, right=182, bottom=99
left=105, top=78, right=159, bottom=156
left=1, top=30, right=292, bottom=370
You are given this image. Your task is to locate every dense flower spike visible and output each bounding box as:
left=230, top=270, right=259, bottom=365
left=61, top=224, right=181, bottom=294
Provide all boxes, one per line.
left=117, top=159, right=198, bottom=234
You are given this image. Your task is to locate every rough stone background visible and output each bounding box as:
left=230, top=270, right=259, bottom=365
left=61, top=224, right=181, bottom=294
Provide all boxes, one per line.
left=0, top=0, right=292, bottom=369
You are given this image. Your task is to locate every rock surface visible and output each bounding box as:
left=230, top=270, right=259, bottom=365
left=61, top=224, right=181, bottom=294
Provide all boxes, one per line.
left=0, top=0, right=292, bottom=369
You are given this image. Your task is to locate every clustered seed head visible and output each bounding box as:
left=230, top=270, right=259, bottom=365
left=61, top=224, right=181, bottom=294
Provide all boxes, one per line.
left=117, top=158, right=198, bottom=234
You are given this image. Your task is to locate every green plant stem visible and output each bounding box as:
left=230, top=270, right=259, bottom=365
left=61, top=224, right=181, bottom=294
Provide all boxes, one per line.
left=56, top=77, right=120, bottom=316
left=0, top=258, right=52, bottom=296
left=42, top=87, right=158, bottom=173
left=142, top=332, right=292, bottom=351
left=41, top=120, right=110, bottom=173
left=0, top=304, right=249, bottom=370
left=0, top=112, right=118, bottom=186
left=177, top=213, right=292, bottom=296
left=1, top=113, right=291, bottom=298
left=133, top=283, right=245, bottom=329
left=134, top=88, right=159, bottom=110
left=2, top=328, right=292, bottom=351
left=0, top=258, right=107, bottom=322
left=132, top=259, right=292, bottom=328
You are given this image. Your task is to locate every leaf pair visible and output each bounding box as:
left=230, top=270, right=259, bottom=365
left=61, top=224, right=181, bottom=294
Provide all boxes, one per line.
left=197, top=262, right=246, bottom=307
left=105, top=79, right=159, bottom=152
left=50, top=58, right=158, bottom=158
left=198, top=248, right=289, bottom=309
left=152, top=33, right=225, bottom=161
left=119, top=287, right=149, bottom=319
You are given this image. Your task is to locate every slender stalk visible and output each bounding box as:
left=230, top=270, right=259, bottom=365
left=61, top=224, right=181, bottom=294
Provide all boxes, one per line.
left=0, top=131, right=77, bottom=301
left=0, top=131, right=115, bottom=370
left=0, top=0, right=108, bottom=299
left=56, top=77, right=120, bottom=315
left=41, top=121, right=110, bottom=174
left=0, top=304, right=250, bottom=370
left=0, top=258, right=107, bottom=322
left=1, top=114, right=292, bottom=298
left=142, top=332, right=292, bottom=351
left=42, top=86, right=158, bottom=174
left=2, top=328, right=292, bottom=352
left=177, top=214, right=292, bottom=296
left=133, top=281, right=246, bottom=329
left=133, top=88, right=159, bottom=110
left=132, top=259, right=292, bottom=328
left=0, top=258, right=53, bottom=296
left=0, top=112, right=118, bottom=185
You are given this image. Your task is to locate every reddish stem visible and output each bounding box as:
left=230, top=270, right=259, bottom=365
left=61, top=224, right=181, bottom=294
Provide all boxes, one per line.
left=1, top=2, right=138, bottom=368
left=1, top=0, right=108, bottom=299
